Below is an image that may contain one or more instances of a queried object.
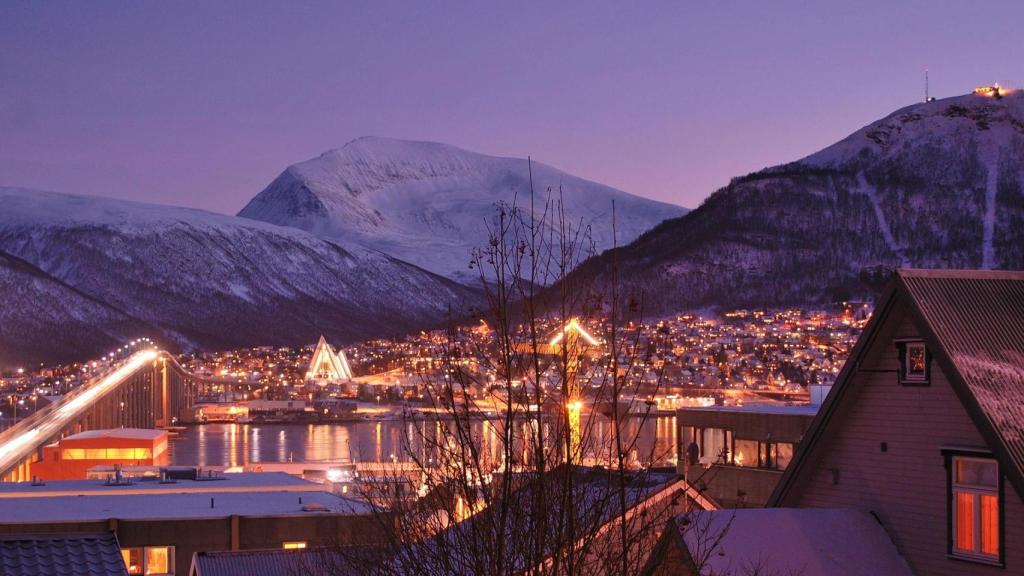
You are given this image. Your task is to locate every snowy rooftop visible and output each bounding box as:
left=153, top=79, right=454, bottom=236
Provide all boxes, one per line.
left=60, top=428, right=167, bottom=442
left=0, top=472, right=318, bottom=498
left=681, top=402, right=819, bottom=416
left=678, top=508, right=912, bottom=576
left=0, top=490, right=369, bottom=523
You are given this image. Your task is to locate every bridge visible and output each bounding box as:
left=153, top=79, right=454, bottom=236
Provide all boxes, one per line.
left=0, top=348, right=222, bottom=482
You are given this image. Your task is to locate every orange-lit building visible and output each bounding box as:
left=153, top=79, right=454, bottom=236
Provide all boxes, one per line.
left=31, top=428, right=169, bottom=481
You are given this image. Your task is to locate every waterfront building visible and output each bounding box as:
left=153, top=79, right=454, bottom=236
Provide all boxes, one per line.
left=31, top=428, right=169, bottom=481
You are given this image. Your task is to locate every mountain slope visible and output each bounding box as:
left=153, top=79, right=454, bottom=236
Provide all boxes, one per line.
left=0, top=188, right=482, bottom=364
left=0, top=250, right=150, bottom=366
left=238, top=137, right=686, bottom=283
left=568, top=90, right=1024, bottom=312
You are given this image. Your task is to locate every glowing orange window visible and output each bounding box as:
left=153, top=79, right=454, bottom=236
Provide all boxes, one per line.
left=951, top=456, right=1000, bottom=562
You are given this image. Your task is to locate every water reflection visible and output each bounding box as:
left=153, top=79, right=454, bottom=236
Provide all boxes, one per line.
left=169, top=416, right=678, bottom=468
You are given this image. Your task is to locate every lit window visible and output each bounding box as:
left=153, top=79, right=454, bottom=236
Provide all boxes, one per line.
left=122, top=548, right=143, bottom=575
left=775, top=443, right=793, bottom=469
left=144, top=546, right=173, bottom=575
left=283, top=541, right=307, bottom=549
left=62, top=448, right=85, bottom=460
left=733, top=440, right=759, bottom=467
left=898, top=341, right=930, bottom=385
left=950, top=456, right=1000, bottom=562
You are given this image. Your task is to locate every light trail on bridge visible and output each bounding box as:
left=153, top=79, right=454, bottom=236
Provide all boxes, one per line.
left=0, top=349, right=158, bottom=477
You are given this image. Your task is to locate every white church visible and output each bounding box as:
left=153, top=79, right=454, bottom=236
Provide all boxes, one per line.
left=305, top=335, right=354, bottom=385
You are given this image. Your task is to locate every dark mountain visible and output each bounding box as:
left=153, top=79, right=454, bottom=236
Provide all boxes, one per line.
left=0, top=250, right=148, bottom=366
left=569, top=90, right=1024, bottom=313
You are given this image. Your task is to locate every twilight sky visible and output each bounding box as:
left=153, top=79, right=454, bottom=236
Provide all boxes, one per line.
left=2, top=1, right=1022, bottom=214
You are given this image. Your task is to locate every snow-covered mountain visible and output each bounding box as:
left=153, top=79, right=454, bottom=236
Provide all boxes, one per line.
left=568, top=89, right=1024, bottom=312
left=238, top=137, right=686, bottom=283
left=0, top=188, right=481, bottom=364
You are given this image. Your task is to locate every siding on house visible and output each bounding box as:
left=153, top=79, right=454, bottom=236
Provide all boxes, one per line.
left=788, top=310, right=1024, bottom=575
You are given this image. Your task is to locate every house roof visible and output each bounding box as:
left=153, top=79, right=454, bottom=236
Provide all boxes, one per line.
left=0, top=532, right=129, bottom=576
left=770, top=269, right=1024, bottom=504
left=190, top=547, right=357, bottom=576
left=62, top=428, right=167, bottom=442
left=674, top=508, right=912, bottom=576
left=0, top=490, right=369, bottom=523
left=0, top=472, right=319, bottom=498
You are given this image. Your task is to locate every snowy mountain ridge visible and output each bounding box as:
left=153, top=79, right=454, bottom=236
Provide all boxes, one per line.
left=239, top=137, right=686, bottom=283
left=0, top=187, right=482, bottom=364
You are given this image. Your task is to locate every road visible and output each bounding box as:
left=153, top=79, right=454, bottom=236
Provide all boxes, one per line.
left=0, top=349, right=158, bottom=477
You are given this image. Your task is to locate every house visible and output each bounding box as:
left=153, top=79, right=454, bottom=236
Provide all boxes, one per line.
left=770, top=269, right=1024, bottom=574
left=644, top=269, right=1024, bottom=575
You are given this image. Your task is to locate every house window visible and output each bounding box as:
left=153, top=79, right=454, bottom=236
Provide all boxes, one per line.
left=122, top=546, right=174, bottom=575
left=122, top=548, right=143, bottom=575
left=732, top=440, right=795, bottom=469
left=734, top=440, right=759, bottom=467
left=144, top=546, right=174, bottom=575
left=283, top=541, right=308, bottom=549
left=897, top=340, right=930, bottom=385
left=685, top=427, right=733, bottom=465
left=950, top=456, right=1000, bottom=563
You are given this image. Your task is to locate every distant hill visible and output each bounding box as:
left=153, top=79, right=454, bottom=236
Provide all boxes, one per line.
left=238, top=137, right=686, bottom=284
left=567, top=89, right=1024, bottom=313
left=0, top=188, right=481, bottom=365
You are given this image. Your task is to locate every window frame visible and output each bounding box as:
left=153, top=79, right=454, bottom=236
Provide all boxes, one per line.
left=896, top=340, right=931, bottom=386
left=943, top=450, right=1005, bottom=567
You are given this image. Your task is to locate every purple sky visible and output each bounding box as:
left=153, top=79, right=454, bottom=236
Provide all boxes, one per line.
left=2, top=1, right=1022, bottom=214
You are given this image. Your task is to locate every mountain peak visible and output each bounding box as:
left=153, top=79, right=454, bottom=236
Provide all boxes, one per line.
left=568, top=90, right=1024, bottom=312
left=240, top=139, right=686, bottom=283
left=804, top=89, right=1024, bottom=168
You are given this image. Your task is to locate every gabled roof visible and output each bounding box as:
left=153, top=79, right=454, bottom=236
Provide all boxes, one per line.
left=771, top=269, right=1024, bottom=505
left=0, top=532, right=128, bottom=576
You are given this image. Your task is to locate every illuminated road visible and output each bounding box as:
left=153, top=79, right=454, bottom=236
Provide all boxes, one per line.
left=0, top=349, right=158, bottom=477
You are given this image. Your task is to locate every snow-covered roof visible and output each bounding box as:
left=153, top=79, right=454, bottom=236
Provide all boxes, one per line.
left=0, top=472, right=317, bottom=498
left=0, top=490, right=369, bottom=523
left=61, top=428, right=167, bottom=442
left=678, top=508, right=912, bottom=576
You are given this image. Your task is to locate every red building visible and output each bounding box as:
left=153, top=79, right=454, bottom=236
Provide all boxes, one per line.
left=32, top=428, right=169, bottom=481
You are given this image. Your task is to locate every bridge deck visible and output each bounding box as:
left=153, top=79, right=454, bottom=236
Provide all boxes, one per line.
left=0, top=350, right=158, bottom=479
